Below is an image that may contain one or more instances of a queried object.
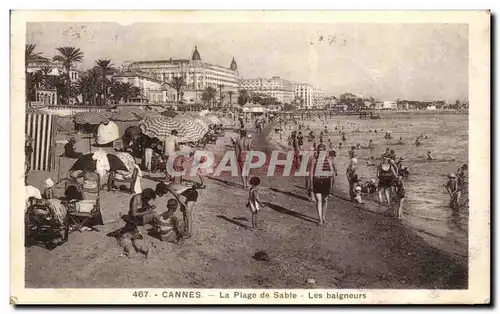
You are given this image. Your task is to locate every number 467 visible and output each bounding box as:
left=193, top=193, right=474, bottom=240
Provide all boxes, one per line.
left=133, top=291, right=149, bottom=297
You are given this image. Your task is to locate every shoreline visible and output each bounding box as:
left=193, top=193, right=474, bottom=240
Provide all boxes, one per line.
left=24, top=124, right=467, bottom=289
left=263, top=121, right=468, bottom=262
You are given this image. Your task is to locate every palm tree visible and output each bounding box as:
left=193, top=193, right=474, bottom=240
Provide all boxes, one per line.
left=76, top=68, right=100, bottom=106
left=121, top=82, right=133, bottom=102
left=168, top=76, right=186, bottom=103
left=39, top=66, right=53, bottom=88
left=202, top=87, right=218, bottom=110
left=110, top=81, right=125, bottom=104
left=130, top=86, right=143, bottom=101
left=94, top=59, right=115, bottom=106
left=238, top=89, right=250, bottom=106
left=25, top=44, right=42, bottom=104
left=25, top=44, right=42, bottom=72
left=53, top=47, right=83, bottom=104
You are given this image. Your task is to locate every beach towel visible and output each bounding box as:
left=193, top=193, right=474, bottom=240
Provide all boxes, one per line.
left=133, top=164, right=142, bottom=194
left=144, top=148, right=153, bottom=171
left=116, top=152, right=136, bottom=172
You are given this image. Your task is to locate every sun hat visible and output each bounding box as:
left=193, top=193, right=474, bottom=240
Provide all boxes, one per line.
left=351, top=158, right=357, bottom=165
left=44, top=178, right=54, bottom=188
left=449, top=173, right=456, bottom=178
left=166, top=183, right=191, bottom=195
left=381, top=163, right=391, bottom=171
left=355, top=186, right=362, bottom=191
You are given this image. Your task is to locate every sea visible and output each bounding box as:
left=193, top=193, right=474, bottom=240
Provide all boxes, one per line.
left=288, top=111, right=468, bottom=261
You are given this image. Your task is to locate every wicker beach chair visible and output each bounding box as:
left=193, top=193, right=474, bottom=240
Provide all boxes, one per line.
left=25, top=199, right=68, bottom=249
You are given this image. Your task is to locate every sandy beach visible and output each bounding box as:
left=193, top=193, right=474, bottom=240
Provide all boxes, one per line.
left=24, top=121, right=467, bottom=289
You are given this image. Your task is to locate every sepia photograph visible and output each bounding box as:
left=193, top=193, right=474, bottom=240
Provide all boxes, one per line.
left=10, top=10, right=490, bottom=304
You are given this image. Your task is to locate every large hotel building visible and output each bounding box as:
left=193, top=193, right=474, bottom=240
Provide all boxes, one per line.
left=239, top=76, right=295, bottom=105
left=239, top=76, right=326, bottom=109
left=294, top=83, right=326, bottom=109
left=126, top=46, right=240, bottom=103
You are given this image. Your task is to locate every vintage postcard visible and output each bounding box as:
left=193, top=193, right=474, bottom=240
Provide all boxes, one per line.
left=11, top=10, right=490, bottom=304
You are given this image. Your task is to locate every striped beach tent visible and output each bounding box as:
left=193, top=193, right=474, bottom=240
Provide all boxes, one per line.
left=25, top=113, right=58, bottom=172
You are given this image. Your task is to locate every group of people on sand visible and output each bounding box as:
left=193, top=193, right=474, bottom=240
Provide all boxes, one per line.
left=117, top=182, right=200, bottom=258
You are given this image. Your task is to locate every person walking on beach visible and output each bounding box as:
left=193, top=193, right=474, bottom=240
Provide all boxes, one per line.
left=377, top=158, right=396, bottom=206
left=297, top=131, right=304, bottom=150
left=346, top=158, right=359, bottom=201
left=310, top=144, right=334, bottom=226
left=235, top=132, right=253, bottom=188
left=247, top=176, right=265, bottom=229
left=164, top=130, right=179, bottom=182
left=328, top=139, right=334, bottom=150
left=394, top=174, right=405, bottom=219
left=444, top=173, right=461, bottom=209
left=292, top=135, right=301, bottom=171
left=328, top=150, right=338, bottom=196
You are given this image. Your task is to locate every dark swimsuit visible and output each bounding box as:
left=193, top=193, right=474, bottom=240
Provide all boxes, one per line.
left=378, top=167, right=393, bottom=188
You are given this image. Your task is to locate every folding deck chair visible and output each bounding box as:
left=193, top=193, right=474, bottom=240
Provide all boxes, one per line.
left=108, top=167, right=139, bottom=194
left=65, top=173, right=104, bottom=239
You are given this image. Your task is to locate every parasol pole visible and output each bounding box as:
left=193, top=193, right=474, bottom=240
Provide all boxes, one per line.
left=89, top=135, right=92, bottom=154
left=56, top=157, right=61, bottom=184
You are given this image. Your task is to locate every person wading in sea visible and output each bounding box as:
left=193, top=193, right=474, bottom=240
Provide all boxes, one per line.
left=377, top=158, right=397, bottom=206
left=444, top=173, right=461, bottom=209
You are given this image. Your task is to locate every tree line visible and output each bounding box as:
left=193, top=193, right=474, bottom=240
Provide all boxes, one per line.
left=26, top=44, right=145, bottom=106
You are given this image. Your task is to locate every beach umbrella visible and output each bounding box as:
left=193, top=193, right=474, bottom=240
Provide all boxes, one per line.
left=110, top=109, right=144, bottom=122
left=160, top=110, right=178, bottom=118
left=140, top=115, right=208, bottom=143
left=69, top=153, right=128, bottom=172
left=100, top=111, right=114, bottom=119
left=74, top=112, right=109, bottom=125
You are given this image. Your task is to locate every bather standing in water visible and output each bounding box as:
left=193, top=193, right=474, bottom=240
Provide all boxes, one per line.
left=426, top=151, right=433, bottom=160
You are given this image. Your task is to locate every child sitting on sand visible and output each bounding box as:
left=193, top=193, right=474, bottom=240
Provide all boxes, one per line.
left=247, top=176, right=265, bottom=229
left=155, top=198, right=183, bottom=243
left=42, top=178, right=55, bottom=200
left=354, top=186, right=364, bottom=204
left=361, top=179, right=378, bottom=195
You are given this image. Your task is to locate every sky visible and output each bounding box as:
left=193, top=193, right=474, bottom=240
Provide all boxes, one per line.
left=27, top=22, right=468, bottom=102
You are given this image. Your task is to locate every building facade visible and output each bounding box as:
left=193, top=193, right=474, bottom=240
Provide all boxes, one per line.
left=312, top=86, right=325, bottom=109
left=239, top=76, right=295, bottom=104
left=27, top=56, right=80, bottom=82
left=113, top=72, right=177, bottom=103
left=294, top=83, right=314, bottom=109
left=127, top=46, right=240, bottom=103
